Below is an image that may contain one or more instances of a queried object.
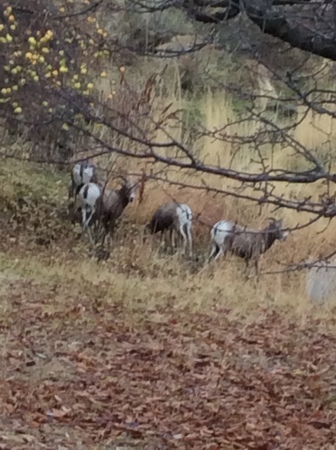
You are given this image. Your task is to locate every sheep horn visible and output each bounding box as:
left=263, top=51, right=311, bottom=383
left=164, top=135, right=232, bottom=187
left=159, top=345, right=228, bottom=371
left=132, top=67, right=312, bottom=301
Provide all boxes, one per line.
left=267, top=217, right=277, bottom=222
left=115, top=173, right=128, bottom=183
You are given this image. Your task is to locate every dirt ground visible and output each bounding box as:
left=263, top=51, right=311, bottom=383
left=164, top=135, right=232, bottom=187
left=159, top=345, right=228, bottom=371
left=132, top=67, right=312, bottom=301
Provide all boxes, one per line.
left=1, top=256, right=336, bottom=449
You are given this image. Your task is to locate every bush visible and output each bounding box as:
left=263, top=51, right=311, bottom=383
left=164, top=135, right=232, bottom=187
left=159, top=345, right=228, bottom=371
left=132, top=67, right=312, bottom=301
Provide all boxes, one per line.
left=0, top=0, right=110, bottom=162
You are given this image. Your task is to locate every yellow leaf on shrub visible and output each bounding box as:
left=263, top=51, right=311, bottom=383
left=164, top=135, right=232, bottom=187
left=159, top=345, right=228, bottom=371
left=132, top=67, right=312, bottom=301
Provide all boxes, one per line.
left=28, top=37, right=37, bottom=46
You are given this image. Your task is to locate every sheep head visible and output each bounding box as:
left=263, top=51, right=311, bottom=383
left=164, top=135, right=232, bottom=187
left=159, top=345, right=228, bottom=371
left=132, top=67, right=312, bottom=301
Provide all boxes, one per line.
left=267, top=218, right=288, bottom=241
left=119, top=174, right=138, bottom=203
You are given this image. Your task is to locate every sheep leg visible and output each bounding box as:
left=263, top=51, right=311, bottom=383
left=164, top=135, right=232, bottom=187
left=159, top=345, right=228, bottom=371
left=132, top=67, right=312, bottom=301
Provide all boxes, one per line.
left=214, top=245, right=224, bottom=261
left=82, top=212, right=94, bottom=245
left=106, top=221, right=114, bottom=250
left=73, top=191, right=78, bottom=210
left=94, top=218, right=104, bottom=245
left=102, top=218, right=114, bottom=250
left=254, top=259, right=260, bottom=281
left=185, top=223, right=193, bottom=257
left=96, top=217, right=106, bottom=244
left=97, top=224, right=104, bottom=245
left=179, top=225, right=188, bottom=255
left=100, top=218, right=108, bottom=246
left=162, top=229, right=171, bottom=253
left=101, top=228, right=106, bottom=246
left=107, top=233, right=111, bottom=249
left=209, top=242, right=225, bottom=262
left=68, top=180, right=74, bottom=200
left=159, top=230, right=165, bottom=252
left=243, top=258, right=250, bottom=278
left=81, top=207, right=89, bottom=242
left=81, top=206, right=87, bottom=229
left=81, top=206, right=96, bottom=245
left=84, top=207, right=95, bottom=229
left=102, top=231, right=111, bottom=249
left=208, top=244, right=216, bottom=262
left=244, top=257, right=260, bottom=280
left=86, top=225, right=95, bottom=245
left=92, top=217, right=99, bottom=243
left=170, top=228, right=176, bottom=252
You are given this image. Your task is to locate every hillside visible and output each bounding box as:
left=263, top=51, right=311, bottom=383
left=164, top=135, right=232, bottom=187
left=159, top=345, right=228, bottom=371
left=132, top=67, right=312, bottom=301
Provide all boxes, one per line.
left=0, top=161, right=336, bottom=449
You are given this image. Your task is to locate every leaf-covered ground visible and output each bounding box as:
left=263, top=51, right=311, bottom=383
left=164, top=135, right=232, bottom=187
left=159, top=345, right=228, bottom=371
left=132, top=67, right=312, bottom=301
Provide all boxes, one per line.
left=1, top=273, right=336, bottom=450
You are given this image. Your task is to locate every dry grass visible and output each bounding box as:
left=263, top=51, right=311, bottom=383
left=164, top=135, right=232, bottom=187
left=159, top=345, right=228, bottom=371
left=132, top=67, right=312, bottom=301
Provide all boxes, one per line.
left=3, top=69, right=336, bottom=317
left=0, top=160, right=332, bottom=324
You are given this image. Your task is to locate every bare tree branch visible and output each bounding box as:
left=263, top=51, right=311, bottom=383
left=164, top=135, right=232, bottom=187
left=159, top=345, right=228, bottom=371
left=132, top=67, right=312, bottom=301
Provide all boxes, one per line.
left=176, top=0, right=336, bottom=61
left=243, top=2, right=336, bottom=62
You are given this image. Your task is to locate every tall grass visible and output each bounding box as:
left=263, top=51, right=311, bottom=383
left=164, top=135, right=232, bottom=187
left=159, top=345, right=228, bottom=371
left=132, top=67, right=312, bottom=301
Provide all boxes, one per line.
left=3, top=62, right=336, bottom=313
left=125, top=74, right=336, bottom=292
left=84, top=65, right=336, bottom=257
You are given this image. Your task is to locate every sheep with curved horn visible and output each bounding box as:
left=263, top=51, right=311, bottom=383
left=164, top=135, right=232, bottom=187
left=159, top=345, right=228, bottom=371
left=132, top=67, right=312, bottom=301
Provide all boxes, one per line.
left=78, top=174, right=138, bottom=245
left=144, top=202, right=193, bottom=257
left=209, top=217, right=288, bottom=275
left=266, top=216, right=278, bottom=223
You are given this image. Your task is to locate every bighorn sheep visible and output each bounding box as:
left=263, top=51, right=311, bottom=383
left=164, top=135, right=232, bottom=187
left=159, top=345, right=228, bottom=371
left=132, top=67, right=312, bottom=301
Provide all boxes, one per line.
left=69, top=161, right=98, bottom=200
left=78, top=176, right=137, bottom=244
left=209, top=218, right=288, bottom=273
left=145, top=202, right=193, bottom=257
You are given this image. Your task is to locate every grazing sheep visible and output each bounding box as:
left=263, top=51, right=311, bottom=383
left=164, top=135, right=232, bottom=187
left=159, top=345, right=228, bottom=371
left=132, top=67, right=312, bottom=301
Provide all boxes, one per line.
left=68, top=161, right=98, bottom=200
left=78, top=176, right=137, bottom=244
left=306, top=257, right=336, bottom=305
left=209, top=218, right=288, bottom=274
left=145, top=202, right=193, bottom=257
